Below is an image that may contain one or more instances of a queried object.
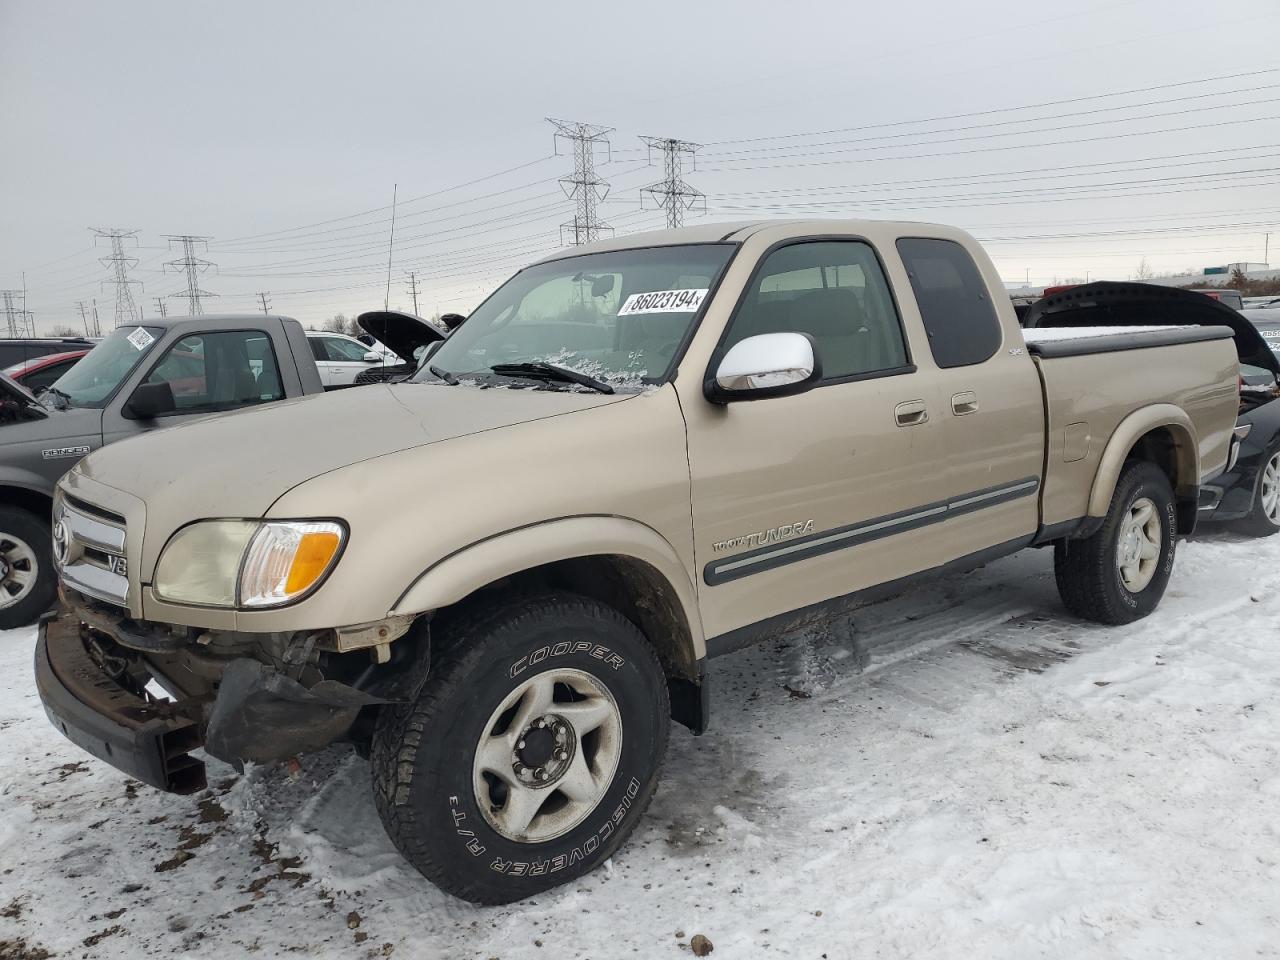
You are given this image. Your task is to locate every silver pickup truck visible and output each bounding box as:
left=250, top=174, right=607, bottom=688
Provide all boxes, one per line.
left=36, top=219, right=1240, bottom=904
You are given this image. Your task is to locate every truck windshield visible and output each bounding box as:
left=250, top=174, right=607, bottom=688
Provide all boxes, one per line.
left=48, top=325, right=164, bottom=408
left=418, top=244, right=735, bottom=389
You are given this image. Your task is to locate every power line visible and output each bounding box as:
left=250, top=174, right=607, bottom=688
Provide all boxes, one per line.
left=640, top=137, right=705, bottom=229
left=163, top=235, right=217, bottom=316
left=91, top=227, right=143, bottom=326
left=705, top=67, right=1280, bottom=148
left=548, top=118, right=614, bottom=245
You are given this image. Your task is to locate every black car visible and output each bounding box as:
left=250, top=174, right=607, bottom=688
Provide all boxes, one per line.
left=0, top=336, right=96, bottom=369
left=1025, top=283, right=1280, bottom=536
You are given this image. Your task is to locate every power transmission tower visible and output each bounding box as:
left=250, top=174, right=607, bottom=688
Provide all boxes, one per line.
left=640, top=137, right=705, bottom=229
left=91, top=227, right=143, bottom=326
left=152, top=296, right=168, bottom=319
left=1, top=290, right=32, bottom=337
left=404, top=271, right=420, bottom=315
left=548, top=118, right=614, bottom=245
left=163, top=235, right=217, bottom=315
left=257, top=292, right=272, bottom=315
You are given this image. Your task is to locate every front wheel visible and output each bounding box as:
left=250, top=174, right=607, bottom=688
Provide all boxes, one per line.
left=1054, top=460, right=1177, bottom=625
left=0, top=505, right=55, bottom=630
left=370, top=594, right=670, bottom=904
left=1233, top=446, right=1280, bottom=537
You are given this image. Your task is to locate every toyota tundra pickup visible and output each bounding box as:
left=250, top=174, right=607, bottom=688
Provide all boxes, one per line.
left=35, top=220, right=1240, bottom=905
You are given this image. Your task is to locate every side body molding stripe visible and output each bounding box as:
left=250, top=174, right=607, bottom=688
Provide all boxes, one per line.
left=703, top=476, right=1040, bottom=585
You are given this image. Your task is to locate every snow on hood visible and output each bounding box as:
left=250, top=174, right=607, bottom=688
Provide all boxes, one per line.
left=73, top=382, right=628, bottom=518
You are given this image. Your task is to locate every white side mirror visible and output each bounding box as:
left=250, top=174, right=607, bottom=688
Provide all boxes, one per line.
left=363, top=351, right=382, bottom=363
left=707, top=333, right=821, bottom=403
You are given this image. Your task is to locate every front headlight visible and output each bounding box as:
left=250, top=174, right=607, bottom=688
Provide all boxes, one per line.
left=153, top=519, right=346, bottom=609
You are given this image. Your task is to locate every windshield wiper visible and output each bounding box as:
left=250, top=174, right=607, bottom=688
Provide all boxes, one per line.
left=428, top=364, right=459, bottom=386
left=489, top=362, right=615, bottom=395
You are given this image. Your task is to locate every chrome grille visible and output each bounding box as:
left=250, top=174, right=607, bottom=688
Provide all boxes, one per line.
left=53, top=496, right=128, bottom=607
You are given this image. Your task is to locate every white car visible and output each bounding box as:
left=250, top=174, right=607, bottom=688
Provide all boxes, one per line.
left=305, top=331, right=393, bottom=388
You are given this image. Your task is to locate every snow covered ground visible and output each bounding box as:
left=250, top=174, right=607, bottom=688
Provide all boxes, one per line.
left=2, top=530, right=1279, bottom=959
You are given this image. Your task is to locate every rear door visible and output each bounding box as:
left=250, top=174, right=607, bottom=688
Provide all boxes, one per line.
left=315, top=335, right=377, bottom=387
left=893, top=237, right=1044, bottom=554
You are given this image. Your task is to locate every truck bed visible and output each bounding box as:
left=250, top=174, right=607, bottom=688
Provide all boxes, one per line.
left=1026, top=326, right=1239, bottom=530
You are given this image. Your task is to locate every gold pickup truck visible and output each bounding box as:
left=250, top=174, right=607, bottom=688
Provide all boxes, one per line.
left=36, top=220, right=1241, bottom=904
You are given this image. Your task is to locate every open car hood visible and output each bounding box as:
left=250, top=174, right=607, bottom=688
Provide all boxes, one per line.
left=1023, top=281, right=1280, bottom=376
left=357, top=310, right=448, bottom=365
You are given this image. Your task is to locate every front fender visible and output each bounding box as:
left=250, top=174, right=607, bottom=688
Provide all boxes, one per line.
left=1087, top=403, right=1198, bottom=517
left=391, top=515, right=706, bottom=660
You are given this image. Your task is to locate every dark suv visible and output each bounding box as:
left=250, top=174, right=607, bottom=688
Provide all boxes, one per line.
left=0, top=337, right=96, bottom=369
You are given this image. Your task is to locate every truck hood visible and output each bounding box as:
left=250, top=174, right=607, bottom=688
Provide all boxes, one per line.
left=1023, top=281, right=1280, bottom=376
left=357, top=310, right=447, bottom=364
left=73, top=382, right=631, bottom=517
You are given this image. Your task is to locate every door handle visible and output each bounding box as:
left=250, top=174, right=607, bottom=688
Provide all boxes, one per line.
left=951, top=391, right=979, bottom=416
left=894, top=399, right=929, bottom=427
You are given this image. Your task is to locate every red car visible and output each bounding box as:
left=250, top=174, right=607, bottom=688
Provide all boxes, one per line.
left=2, top=349, right=90, bottom=394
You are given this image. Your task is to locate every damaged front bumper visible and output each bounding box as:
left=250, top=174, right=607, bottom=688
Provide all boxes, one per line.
left=35, top=607, right=399, bottom=794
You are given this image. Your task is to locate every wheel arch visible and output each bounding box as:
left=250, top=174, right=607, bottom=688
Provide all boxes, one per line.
left=0, top=481, right=54, bottom=520
left=1087, top=405, right=1199, bottom=534
left=391, top=516, right=707, bottom=730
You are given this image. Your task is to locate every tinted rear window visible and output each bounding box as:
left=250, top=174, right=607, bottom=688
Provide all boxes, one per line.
left=896, top=238, right=1001, bottom=368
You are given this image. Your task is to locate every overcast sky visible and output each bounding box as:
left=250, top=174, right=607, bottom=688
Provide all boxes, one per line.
left=2, top=0, right=1279, bottom=333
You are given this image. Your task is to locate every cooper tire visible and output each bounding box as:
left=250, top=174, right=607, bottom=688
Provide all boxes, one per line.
left=1233, top=446, right=1280, bottom=538
left=370, top=593, right=670, bottom=905
left=0, top=505, right=55, bottom=630
left=1054, top=460, right=1177, bottom=626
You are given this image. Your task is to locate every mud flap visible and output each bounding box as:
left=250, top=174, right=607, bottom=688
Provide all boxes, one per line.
left=204, top=659, right=385, bottom=769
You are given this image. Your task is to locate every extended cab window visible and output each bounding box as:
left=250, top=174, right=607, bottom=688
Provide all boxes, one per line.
left=145, top=330, right=284, bottom=413
left=896, top=238, right=1001, bottom=368
left=723, top=240, right=908, bottom=380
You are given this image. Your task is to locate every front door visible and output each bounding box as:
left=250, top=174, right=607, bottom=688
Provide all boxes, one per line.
left=102, top=329, right=287, bottom=445
left=683, top=238, right=951, bottom=642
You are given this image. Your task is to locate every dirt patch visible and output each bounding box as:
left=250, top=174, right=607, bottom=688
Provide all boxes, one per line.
left=81, top=925, right=123, bottom=948
left=154, top=850, right=195, bottom=873
left=197, top=798, right=228, bottom=824
left=0, top=899, right=22, bottom=920
left=0, top=938, right=54, bottom=960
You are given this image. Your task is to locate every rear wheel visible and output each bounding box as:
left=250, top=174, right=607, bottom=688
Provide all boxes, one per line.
left=0, top=506, right=55, bottom=630
left=370, top=594, right=669, bottom=904
left=1054, top=460, right=1176, bottom=625
left=1233, top=446, right=1280, bottom=537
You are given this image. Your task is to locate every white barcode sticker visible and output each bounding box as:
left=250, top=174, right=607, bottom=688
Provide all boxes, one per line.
left=617, top=288, right=708, bottom=316
left=126, top=326, right=155, bottom=351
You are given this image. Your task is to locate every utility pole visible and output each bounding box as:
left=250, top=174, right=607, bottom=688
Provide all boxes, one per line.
left=76, top=301, right=92, bottom=335
left=404, top=271, right=421, bottom=315
left=91, top=228, right=143, bottom=327
left=1266, top=232, right=1271, bottom=265
left=256, top=292, right=272, bottom=315
left=548, top=118, right=614, bottom=245
left=91, top=298, right=101, bottom=336
left=162, top=235, right=217, bottom=315
left=153, top=296, right=168, bottom=319
left=639, top=136, right=705, bottom=229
